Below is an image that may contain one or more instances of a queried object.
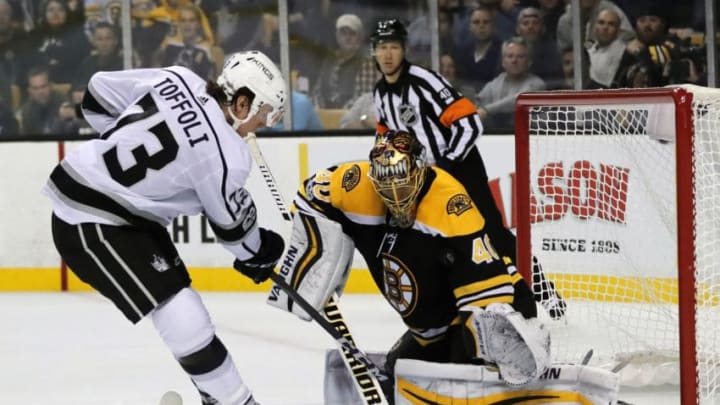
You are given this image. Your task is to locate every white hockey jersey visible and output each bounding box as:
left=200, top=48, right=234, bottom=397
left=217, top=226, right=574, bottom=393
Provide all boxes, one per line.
left=42, top=66, right=262, bottom=260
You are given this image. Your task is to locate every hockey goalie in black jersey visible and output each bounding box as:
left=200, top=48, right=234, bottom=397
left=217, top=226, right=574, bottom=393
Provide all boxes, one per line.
left=274, top=130, right=548, bottom=399
left=270, top=130, right=620, bottom=404
left=42, top=51, right=288, bottom=405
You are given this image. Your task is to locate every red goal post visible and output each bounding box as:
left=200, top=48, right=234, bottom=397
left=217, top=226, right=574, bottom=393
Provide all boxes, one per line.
left=514, top=86, right=718, bottom=404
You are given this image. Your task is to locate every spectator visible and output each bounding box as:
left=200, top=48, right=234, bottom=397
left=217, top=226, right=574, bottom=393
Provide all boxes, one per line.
left=72, top=22, right=127, bottom=92
left=453, top=6, right=503, bottom=92
left=624, top=6, right=667, bottom=55
left=339, top=91, right=375, bottom=129
left=138, top=0, right=214, bottom=44
left=455, top=0, right=518, bottom=46
left=489, top=0, right=522, bottom=41
left=18, top=66, right=67, bottom=134
left=27, top=0, right=90, bottom=84
left=330, top=0, right=417, bottom=29
left=476, top=36, right=545, bottom=129
left=8, top=0, right=39, bottom=31
left=437, top=7, right=458, bottom=56
left=586, top=8, right=625, bottom=88
left=558, top=46, right=575, bottom=89
left=49, top=98, right=83, bottom=135
left=515, top=7, right=563, bottom=89
left=228, top=1, right=333, bottom=93
left=405, top=5, right=460, bottom=66
left=156, top=4, right=215, bottom=80
left=613, top=6, right=672, bottom=87
left=556, top=0, right=634, bottom=52
left=618, top=60, right=662, bottom=88
left=67, top=81, right=94, bottom=134
left=64, top=0, right=84, bottom=25
left=619, top=0, right=705, bottom=32
left=0, top=0, right=31, bottom=103
left=215, top=0, right=271, bottom=53
left=439, top=52, right=476, bottom=97
left=83, top=0, right=123, bottom=40
left=0, top=97, right=18, bottom=135
left=131, top=0, right=169, bottom=67
left=311, top=13, right=378, bottom=109
left=536, top=0, right=565, bottom=41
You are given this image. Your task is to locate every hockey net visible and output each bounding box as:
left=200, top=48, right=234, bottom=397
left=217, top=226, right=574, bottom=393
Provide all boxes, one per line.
left=515, top=85, right=720, bottom=404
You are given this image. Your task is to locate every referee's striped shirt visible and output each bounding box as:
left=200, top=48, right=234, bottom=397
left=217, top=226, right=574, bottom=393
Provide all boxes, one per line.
left=373, top=62, right=483, bottom=165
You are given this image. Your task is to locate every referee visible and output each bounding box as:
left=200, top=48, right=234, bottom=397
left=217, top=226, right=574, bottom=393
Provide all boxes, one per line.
left=370, top=18, right=566, bottom=319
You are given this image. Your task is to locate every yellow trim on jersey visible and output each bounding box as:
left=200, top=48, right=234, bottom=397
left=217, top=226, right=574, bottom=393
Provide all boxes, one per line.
left=396, top=377, right=596, bottom=404
left=415, top=168, right=485, bottom=237
left=329, top=162, right=386, bottom=216
left=454, top=274, right=513, bottom=298
left=322, top=163, right=485, bottom=237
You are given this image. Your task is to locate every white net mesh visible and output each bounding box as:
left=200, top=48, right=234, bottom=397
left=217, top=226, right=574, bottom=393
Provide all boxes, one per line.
left=521, top=86, right=720, bottom=402
left=690, top=86, right=720, bottom=403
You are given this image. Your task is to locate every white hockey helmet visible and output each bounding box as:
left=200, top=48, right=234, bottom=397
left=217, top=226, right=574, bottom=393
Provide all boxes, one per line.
left=216, top=51, right=287, bottom=128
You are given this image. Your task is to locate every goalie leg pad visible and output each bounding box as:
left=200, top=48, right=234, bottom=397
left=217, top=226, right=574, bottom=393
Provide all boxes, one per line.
left=393, top=359, right=619, bottom=405
left=459, top=303, right=551, bottom=385
left=267, top=213, right=354, bottom=321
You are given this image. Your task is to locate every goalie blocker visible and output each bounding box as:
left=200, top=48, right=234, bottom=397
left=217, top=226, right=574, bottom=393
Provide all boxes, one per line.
left=325, top=350, right=620, bottom=405
left=267, top=212, right=354, bottom=320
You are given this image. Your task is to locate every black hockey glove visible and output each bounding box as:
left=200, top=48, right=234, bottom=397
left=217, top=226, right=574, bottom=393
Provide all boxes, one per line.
left=233, top=228, right=285, bottom=284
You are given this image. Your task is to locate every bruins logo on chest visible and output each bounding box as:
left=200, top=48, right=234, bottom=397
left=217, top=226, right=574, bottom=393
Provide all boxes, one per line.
left=380, top=253, right=418, bottom=316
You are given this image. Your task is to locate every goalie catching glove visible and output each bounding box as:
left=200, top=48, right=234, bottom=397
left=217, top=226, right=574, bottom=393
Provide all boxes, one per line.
left=459, top=303, right=551, bottom=385
left=233, top=227, right=285, bottom=283
left=267, top=212, right=354, bottom=320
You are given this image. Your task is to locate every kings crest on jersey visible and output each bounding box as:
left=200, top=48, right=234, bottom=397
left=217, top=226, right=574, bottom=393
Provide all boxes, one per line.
left=293, top=161, right=526, bottom=343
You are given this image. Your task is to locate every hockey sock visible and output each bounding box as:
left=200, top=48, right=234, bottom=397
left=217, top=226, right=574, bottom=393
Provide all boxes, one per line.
left=152, top=288, right=253, bottom=405
left=179, top=336, right=252, bottom=404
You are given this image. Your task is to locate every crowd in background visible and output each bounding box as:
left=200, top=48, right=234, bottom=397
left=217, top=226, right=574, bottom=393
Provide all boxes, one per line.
left=0, top=0, right=715, bottom=136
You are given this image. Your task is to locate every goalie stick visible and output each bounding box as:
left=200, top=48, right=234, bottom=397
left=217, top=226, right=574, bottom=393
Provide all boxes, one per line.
left=245, top=133, right=390, bottom=405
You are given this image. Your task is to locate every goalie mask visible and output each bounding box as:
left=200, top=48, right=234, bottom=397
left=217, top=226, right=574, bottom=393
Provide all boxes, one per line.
left=368, top=130, right=427, bottom=228
left=216, top=51, right=286, bottom=129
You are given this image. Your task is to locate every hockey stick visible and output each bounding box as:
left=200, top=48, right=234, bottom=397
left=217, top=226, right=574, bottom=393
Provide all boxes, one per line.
left=245, top=132, right=390, bottom=405
left=245, top=133, right=292, bottom=222
left=269, top=272, right=389, bottom=382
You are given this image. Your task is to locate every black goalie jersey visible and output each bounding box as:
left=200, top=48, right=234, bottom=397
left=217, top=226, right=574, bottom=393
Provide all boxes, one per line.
left=293, top=161, right=534, bottom=344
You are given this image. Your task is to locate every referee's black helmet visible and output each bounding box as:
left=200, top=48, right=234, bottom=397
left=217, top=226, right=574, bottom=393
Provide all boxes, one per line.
left=370, top=19, right=408, bottom=47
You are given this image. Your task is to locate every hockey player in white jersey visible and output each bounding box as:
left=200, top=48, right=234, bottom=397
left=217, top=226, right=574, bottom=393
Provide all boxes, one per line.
left=42, top=51, right=287, bottom=405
